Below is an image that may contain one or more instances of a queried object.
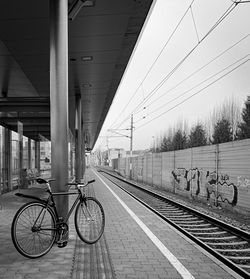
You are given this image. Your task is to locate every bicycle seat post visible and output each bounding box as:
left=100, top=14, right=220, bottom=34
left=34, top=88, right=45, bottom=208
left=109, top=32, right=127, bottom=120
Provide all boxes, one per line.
left=47, top=181, right=52, bottom=193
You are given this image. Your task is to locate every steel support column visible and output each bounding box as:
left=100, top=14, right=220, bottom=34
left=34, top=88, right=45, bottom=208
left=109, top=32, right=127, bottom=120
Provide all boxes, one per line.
left=82, top=132, right=86, bottom=176
left=35, top=141, right=40, bottom=173
left=28, top=138, right=31, bottom=169
left=3, top=129, right=12, bottom=192
left=50, top=0, right=69, bottom=218
left=75, top=95, right=82, bottom=182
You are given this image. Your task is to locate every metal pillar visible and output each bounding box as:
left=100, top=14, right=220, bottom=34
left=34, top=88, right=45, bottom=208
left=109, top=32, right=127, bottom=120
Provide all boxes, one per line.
left=18, top=122, right=24, bottom=188
left=0, top=131, right=1, bottom=194
left=28, top=138, right=31, bottom=169
left=82, top=132, right=86, bottom=176
left=35, top=141, right=40, bottom=173
left=3, top=129, right=12, bottom=192
left=75, top=95, right=82, bottom=182
left=50, top=0, right=69, bottom=218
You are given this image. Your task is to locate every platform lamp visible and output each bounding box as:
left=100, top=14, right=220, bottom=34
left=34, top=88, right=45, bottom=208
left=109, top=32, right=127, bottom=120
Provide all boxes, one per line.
left=68, top=0, right=95, bottom=21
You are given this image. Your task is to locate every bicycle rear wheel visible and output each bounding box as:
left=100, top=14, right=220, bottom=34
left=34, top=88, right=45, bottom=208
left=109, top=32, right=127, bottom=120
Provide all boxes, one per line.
left=75, top=197, right=105, bottom=244
left=11, top=201, right=56, bottom=258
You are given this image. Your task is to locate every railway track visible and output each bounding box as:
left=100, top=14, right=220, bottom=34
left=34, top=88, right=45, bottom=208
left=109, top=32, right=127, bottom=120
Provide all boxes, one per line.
left=98, top=169, right=250, bottom=279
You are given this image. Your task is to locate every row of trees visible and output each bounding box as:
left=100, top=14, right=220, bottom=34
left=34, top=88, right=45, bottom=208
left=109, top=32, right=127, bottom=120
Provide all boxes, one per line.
left=151, top=96, right=250, bottom=152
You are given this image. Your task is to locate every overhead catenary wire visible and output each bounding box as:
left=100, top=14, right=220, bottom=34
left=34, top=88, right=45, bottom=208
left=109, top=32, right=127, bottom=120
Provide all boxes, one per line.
left=114, top=14, right=246, bottom=133
left=112, top=1, right=241, bottom=132
left=135, top=58, right=250, bottom=131
left=133, top=54, right=250, bottom=131
left=145, top=54, right=250, bottom=117
left=130, top=1, right=239, bottom=116
left=134, top=34, right=249, bottom=115
left=108, top=0, right=247, bottom=137
left=190, top=5, right=200, bottom=43
left=109, top=0, right=195, bottom=129
left=95, top=0, right=250, bottom=151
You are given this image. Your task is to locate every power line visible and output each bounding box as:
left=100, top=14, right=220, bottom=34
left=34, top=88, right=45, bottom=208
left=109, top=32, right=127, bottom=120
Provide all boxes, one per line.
left=110, top=0, right=242, bottom=132
left=131, top=1, right=238, bottom=115
left=145, top=54, right=250, bottom=117
left=190, top=5, right=200, bottom=43
left=109, top=0, right=195, bottom=129
left=135, top=58, right=250, bottom=131
left=135, top=34, right=249, bottom=115
left=231, top=0, right=250, bottom=3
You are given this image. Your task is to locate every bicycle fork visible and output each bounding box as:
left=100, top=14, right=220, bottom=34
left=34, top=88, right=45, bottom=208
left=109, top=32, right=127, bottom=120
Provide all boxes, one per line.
left=80, top=202, right=94, bottom=222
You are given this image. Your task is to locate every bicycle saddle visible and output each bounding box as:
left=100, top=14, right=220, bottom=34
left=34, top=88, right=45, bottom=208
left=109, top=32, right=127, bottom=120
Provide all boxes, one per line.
left=36, top=178, right=55, bottom=184
left=36, top=178, right=47, bottom=184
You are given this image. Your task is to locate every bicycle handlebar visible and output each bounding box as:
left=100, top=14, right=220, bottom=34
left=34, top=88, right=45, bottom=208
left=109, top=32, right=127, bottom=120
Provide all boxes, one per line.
left=68, top=179, right=95, bottom=188
left=87, top=179, right=95, bottom=184
left=35, top=178, right=95, bottom=191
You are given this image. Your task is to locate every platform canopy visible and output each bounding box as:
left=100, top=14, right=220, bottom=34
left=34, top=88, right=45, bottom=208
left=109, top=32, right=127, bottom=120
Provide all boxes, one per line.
left=0, top=0, right=154, bottom=149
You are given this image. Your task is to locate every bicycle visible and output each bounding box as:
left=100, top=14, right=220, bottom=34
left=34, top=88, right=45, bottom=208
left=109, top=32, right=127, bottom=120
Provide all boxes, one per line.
left=11, top=178, right=105, bottom=258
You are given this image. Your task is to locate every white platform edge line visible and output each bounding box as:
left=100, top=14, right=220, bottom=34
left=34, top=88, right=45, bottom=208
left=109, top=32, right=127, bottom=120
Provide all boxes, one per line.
left=94, top=170, right=195, bottom=279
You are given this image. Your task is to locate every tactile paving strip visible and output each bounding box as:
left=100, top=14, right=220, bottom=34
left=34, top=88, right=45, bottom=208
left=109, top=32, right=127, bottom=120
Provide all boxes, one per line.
left=70, top=233, right=116, bottom=279
left=70, top=185, right=116, bottom=279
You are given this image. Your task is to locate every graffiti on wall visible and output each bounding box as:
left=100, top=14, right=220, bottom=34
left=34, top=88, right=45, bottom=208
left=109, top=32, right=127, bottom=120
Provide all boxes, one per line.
left=205, top=171, right=238, bottom=206
left=171, top=168, right=239, bottom=206
left=171, top=168, right=201, bottom=195
left=237, top=176, right=250, bottom=188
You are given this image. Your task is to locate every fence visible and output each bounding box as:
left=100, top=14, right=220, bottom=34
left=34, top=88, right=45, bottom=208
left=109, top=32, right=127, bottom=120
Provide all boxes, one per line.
left=112, top=138, right=250, bottom=214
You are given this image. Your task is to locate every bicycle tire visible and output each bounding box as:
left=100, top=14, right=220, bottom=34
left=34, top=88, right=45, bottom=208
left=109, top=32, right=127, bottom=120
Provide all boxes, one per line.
left=11, top=201, right=57, bottom=258
left=74, top=197, right=105, bottom=244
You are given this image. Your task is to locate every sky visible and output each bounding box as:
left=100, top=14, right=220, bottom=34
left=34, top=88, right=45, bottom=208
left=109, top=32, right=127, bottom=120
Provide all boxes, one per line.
left=94, top=0, right=250, bottom=152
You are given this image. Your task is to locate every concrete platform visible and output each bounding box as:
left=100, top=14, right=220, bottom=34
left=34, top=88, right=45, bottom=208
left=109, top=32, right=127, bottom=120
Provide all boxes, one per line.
left=91, top=168, right=244, bottom=279
left=0, top=168, right=245, bottom=279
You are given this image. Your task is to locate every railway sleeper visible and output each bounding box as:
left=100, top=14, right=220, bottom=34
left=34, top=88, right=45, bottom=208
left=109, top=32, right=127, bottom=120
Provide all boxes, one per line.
left=185, top=226, right=219, bottom=232
left=167, top=216, right=197, bottom=220
left=191, top=230, right=228, bottom=236
left=198, top=235, right=237, bottom=241
left=179, top=224, right=213, bottom=229
left=160, top=209, right=185, bottom=213
left=227, top=255, right=250, bottom=262
left=238, top=264, right=250, bottom=270
left=206, top=241, right=248, bottom=247
left=164, top=213, right=192, bottom=217
left=216, top=247, right=250, bottom=254
left=174, top=220, right=204, bottom=225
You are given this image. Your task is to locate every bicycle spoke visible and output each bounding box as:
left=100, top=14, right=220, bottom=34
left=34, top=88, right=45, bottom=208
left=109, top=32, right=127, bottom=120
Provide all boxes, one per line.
left=12, top=202, right=56, bottom=258
left=75, top=197, right=105, bottom=244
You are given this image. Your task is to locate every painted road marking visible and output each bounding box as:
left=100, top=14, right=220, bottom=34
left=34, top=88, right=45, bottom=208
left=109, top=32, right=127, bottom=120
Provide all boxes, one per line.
left=94, top=170, right=195, bottom=279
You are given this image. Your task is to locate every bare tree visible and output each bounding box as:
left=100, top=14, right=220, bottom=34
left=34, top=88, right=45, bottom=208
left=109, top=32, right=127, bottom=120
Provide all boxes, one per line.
left=205, top=96, right=241, bottom=142
left=94, top=146, right=103, bottom=165
left=220, top=96, right=241, bottom=140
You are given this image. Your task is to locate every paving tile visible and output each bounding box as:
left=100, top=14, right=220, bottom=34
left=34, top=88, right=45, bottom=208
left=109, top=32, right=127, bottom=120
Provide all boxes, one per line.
left=0, top=168, right=243, bottom=279
left=92, top=168, right=241, bottom=279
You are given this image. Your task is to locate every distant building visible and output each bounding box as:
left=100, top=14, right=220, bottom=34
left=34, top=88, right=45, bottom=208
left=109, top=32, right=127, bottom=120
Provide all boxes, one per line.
left=109, top=148, right=125, bottom=159
left=125, top=150, right=146, bottom=157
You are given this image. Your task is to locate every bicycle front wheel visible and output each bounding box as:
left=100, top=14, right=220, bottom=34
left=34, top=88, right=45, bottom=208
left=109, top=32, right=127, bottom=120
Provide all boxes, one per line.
left=11, top=201, right=57, bottom=258
left=75, top=197, right=105, bottom=244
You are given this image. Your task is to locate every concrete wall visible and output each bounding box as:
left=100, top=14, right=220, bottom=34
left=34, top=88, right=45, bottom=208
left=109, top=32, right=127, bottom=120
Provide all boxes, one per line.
left=113, top=139, right=250, bottom=214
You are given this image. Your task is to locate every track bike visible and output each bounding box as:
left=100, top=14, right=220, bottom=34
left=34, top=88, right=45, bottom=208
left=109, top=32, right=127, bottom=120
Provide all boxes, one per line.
left=11, top=178, right=105, bottom=258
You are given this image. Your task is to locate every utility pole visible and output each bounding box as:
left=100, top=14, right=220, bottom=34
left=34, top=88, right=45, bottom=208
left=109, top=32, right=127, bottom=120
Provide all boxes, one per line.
left=129, top=114, right=133, bottom=180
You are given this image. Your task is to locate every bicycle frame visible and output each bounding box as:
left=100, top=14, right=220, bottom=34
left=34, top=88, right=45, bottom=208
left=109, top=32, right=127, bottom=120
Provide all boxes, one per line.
left=16, top=187, right=87, bottom=224
left=45, top=188, right=87, bottom=223
left=12, top=178, right=104, bottom=258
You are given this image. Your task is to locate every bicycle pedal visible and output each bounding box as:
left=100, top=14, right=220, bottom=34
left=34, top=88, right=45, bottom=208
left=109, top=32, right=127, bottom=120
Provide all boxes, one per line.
left=57, top=241, right=68, bottom=248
